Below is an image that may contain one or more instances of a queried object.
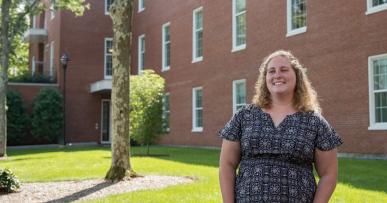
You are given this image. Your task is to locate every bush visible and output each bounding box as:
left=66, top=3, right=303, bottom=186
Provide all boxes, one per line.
left=0, top=168, right=20, bottom=193
left=6, top=91, right=30, bottom=146
left=130, top=70, right=165, bottom=153
left=31, top=88, right=63, bottom=143
left=9, top=70, right=54, bottom=83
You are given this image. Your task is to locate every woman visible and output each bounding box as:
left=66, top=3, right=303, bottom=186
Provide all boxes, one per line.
left=219, top=50, right=343, bottom=203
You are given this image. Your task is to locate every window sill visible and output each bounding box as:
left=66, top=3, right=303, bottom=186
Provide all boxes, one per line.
left=231, top=44, right=246, bottom=53
left=138, top=8, right=145, bottom=13
left=192, top=127, right=203, bottom=132
left=286, top=27, right=307, bottom=37
left=368, top=124, right=387, bottom=130
left=104, top=76, right=112, bottom=80
left=161, top=66, right=170, bottom=72
left=366, top=5, right=387, bottom=15
left=192, top=57, right=203, bottom=63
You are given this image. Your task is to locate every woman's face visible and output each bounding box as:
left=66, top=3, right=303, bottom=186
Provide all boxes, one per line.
left=265, top=56, right=297, bottom=97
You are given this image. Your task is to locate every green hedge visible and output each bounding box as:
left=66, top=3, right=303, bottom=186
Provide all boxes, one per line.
left=31, top=88, right=64, bottom=143
left=6, top=91, right=30, bottom=145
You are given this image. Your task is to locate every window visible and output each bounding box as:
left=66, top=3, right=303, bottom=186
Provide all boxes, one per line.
left=287, top=0, right=307, bottom=37
left=50, top=0, right=56, bottom=20
left=162, top=93, right=170, bottom=132
left=232, top=0, right=246, bottom=52
left=192, top=87, right=203, bottom=132
left=138, top=34, right=145, bottom=74
left=138, top=0, right=145, bottom=12
left=49, top=41, right=54, bottom=79
left=101, top=100, right=112, bottom=143
left=104, top=38, right=113, bottom=78
left=105, top=0, right=114, bottom=15
left=162, top=22, right=171, bottom=71
left=192, top=7, right=203, bottom=62
left=368, top=53, right=387, bottom=130
left=233, top=79, right=246, bottom=114
left=366, top=0, right=387, bottom=14
left=31, top=56, right=36, bottom=76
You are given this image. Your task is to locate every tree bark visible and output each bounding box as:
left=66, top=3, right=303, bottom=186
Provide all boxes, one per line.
left=105, top=0, right=134, bottom=181
left=0, top=0, right=11, bottom=157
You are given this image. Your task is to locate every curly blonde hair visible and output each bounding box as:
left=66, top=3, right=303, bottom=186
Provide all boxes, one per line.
left=252, top=50, right=321, bottom=113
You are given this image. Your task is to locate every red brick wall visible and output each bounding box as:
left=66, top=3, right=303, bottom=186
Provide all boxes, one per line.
left=131, top=0, right=387, bottom=153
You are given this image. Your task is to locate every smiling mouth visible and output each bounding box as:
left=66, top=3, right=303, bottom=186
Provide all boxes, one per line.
left=273, top=82, right=285, bottom=86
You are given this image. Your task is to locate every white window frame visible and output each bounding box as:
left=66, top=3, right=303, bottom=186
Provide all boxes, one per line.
left=366, top=0, right=387, bottom=15
left=138, top=34, right=145, bottom=74
left=233, top=79, right=246, bottom=114
left=104, top=38, right=113, bottom=79
left=192, top=7, right=203, bottom=63
left=232, top=0, right=246, bottom=52
left=162, top=92, right=170, bottom=132
left=286, top=0, right=307, bottom=37
left=192, top=87, right=203, bottom=132
left=50, top=0, right=56, bottom=20
left=101, top=99, right=112, bottom=143
left=105, top=0, right=113, bottom=15
left=138, top=0, right=145, bottom=12
left=368, top=53, right=387, bottom=130
left=49, top=41, right=54, bottom=78
left=32, top=15, right=37, bottom=28
left=31, top=56, right=36, bottom=76
left=162, top=22, right=171, bottom=71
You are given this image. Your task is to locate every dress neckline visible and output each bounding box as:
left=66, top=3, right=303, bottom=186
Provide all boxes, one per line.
left=257, top=106, right=300, bottom=129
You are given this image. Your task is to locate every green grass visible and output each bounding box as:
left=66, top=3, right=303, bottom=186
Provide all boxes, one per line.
left=0, top=146, right=386, bottom=202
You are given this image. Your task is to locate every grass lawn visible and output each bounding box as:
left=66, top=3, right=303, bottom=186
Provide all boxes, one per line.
left=0, top=146, right=386, bottom=202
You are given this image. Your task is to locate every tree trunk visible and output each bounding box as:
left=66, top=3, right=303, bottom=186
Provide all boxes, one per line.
left=0, top=0, right=11, bottom=157
left=105, top=0, right=134, bottom=182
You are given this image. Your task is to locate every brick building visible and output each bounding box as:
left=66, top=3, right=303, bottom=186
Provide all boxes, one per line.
left=19, top=0, right=387, bottom=154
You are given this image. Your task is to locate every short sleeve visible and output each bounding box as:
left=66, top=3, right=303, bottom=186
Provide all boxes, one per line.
left=218, top=107, right=245, bottom=141
left=315, top=115, right=343, bottom=151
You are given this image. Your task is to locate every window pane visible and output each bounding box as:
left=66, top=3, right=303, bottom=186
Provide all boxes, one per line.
left=196, top=31, right=203, bottom=57
left=373, top=59, right=387, bottom=90
left=102, top=101, right=110, bottom=141
left=236, top=13, right=246, bottom=46
left=375, top=92, right=387, bottom=123
left=106, top=55, right=112, bottom=75
left=106, top=40, right=112, bottom=53
left=291, top=0, right=306, bottom=29
left=165, top=43, right=170, bottom=67
left=236, top=82, right=246, bottom=104
left=196, top=109, right=203, bottom=127
left=196, top=89, right=202, bottom=107
left=236, top=0, right=246, bottom=13
left=373, top=0, right=387, bottom=7
left=196, top=10, right=203, bottom=29
left=164, top=26, right=170, bottom=42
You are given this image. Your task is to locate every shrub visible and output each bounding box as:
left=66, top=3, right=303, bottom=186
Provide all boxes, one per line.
left=31, top=88, right=63, bottom=143
left=130, top=70, right=165, bottom=153
left=6, top=91, right=30, bottom=146
left=0, top=168, right=20, bottom=193
left=9, top=70, right=54, bottom=83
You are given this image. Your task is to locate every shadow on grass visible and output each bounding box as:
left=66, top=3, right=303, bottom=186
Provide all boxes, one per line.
left=45, top=181, right=114, bottom=203
left=337, top=158, right=387, bottom=194
left=5, top=146, right=109, bottom=157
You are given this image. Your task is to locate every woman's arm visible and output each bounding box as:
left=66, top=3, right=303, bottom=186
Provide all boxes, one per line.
left=219, top=139, right=241, bottom=203
left=313, top=148, right=339, bottom=203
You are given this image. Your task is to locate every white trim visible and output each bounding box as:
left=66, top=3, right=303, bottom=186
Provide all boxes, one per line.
left=192, top=87, right=203, bottom=132
left=162, top=22, right=171, bottom=71
left=50, top=0, right=56, bottom=20
left=101, top=99, right=112, bottom=144
left=31, top=56, right=36, bottom=76
left=286, top=0, right=307, bottom=37
left=232, top=79, right=247, bottom=114
left=232, top=0, right=246, bottom=52
left=192, top=7, right=203, bottom=63
left=366, top=0, right=387, bottom=15
left=138, top=0, right=145, bottom=12
left=90, top=79, right=112, bottom=93
left=32, top=16, right=36, bottom=28
left=138, top=34, right=145, bottom=74
left=104, top=38, right=113, bottom=79
left=49, top=41, right=54, bottom=78
left=105, top=0, right=113, bottom=15
left=368, top=53, right=387, bottom=130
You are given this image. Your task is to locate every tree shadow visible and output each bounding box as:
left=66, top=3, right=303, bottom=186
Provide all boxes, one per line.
left=45, top=181, right=115, bottom=203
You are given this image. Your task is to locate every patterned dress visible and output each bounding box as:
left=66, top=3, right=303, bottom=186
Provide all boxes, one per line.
left=219, top=104, right=343, bottom=203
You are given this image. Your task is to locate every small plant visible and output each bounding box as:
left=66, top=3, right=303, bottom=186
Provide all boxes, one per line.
left=0, top=168, right=20, bottom=193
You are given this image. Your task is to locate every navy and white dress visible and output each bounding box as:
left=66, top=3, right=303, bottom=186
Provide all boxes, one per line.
left=219, top=104, right=343, bottom=203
